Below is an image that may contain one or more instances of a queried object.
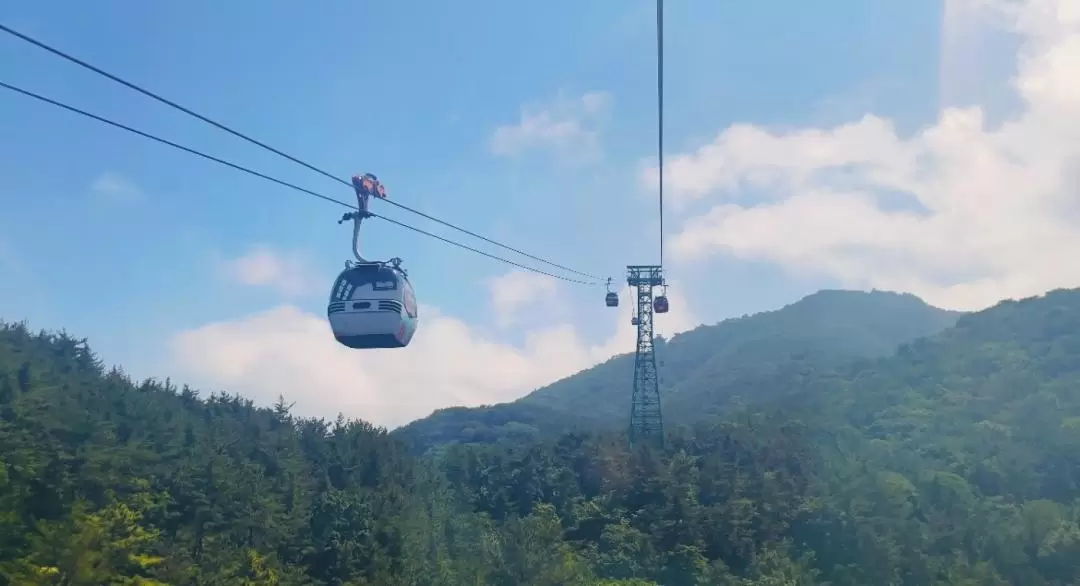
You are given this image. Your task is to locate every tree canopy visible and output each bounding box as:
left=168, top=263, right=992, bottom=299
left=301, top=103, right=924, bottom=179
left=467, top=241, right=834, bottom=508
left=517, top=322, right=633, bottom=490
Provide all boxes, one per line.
left=4, top=288, right=1080, bottom=584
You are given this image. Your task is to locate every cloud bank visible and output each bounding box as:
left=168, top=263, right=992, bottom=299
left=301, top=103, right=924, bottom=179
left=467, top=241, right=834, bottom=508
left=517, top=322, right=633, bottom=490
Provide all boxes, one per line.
left=644, top=0, right=1080, bottom=311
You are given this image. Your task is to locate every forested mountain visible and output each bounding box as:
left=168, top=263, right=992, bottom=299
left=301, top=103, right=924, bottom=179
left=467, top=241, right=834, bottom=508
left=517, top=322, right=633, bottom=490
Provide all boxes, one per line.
left=4, top=287, right=1080, bottom=584
left=395, top=290, right=963, bottom=453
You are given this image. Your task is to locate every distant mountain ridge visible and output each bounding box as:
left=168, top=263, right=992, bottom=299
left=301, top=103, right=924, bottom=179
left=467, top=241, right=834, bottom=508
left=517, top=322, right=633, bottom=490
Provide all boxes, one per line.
left=394, top=289, right=964, bottom=452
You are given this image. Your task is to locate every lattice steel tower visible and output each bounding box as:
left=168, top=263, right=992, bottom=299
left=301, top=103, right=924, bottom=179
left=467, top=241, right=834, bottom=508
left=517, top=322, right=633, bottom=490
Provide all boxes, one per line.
left=627, top=265, right=665, bottom=447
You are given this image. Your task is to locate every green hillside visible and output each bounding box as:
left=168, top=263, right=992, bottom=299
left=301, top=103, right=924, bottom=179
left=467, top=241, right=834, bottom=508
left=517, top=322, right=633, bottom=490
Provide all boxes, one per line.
left=435, top=288, right=1080, bottom=585
left=395, top=289, right=963, bottom=452
left=788, top=287, right=1080, bottom=585
left=5, top=288, right=1080, bottom=584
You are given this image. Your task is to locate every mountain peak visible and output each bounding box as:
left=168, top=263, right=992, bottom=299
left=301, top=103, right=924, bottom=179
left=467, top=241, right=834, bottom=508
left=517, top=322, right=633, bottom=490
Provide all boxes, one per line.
left=396, top=289, right=964, bottom=453
left=788, top=288, right=950, bottom=311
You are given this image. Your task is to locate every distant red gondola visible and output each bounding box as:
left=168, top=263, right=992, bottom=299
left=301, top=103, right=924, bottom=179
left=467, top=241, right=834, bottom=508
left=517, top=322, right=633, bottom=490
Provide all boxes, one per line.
left=653, top=295, right=669, bottom=314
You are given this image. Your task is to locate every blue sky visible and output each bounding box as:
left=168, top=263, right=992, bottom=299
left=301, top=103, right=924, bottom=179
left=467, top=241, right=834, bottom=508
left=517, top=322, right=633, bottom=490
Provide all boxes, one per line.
left=0, top=0, right=985, bottom=425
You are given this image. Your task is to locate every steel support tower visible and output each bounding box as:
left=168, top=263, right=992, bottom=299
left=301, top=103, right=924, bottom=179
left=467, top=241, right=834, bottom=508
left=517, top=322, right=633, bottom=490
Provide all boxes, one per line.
left=627, top=265, right=665, bottom=448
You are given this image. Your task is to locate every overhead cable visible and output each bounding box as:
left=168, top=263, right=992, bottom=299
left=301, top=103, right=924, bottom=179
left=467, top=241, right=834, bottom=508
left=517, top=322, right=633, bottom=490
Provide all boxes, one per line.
left=0, top=22, right=605, bottom=282
left=0, top=80, right=599, bottom=286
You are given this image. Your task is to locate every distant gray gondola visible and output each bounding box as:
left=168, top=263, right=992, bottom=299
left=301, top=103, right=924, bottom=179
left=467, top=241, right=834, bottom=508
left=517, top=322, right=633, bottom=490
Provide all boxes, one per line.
left=605, top=277, right=619, bottom=307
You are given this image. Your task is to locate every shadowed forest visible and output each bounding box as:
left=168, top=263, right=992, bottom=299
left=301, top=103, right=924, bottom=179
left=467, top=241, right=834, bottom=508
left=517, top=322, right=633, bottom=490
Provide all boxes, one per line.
left=4, top=289, right=1080, bottom=584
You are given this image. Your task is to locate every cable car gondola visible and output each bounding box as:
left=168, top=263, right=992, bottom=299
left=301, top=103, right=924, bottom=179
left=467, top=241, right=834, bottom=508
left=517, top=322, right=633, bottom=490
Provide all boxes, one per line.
left=328, top=258, right=418, bottom=349
left=653, top=296, right=669, bottom=313
left=327, top=174, right=418, bottom=349
left=654, top=285, right=670, bottom=314
left=605, top=277, right=619, bottom=307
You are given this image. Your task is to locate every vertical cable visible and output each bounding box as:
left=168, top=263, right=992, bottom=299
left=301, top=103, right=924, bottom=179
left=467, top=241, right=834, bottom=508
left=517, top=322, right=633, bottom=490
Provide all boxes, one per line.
left=656, top=0, right=665, bottom=268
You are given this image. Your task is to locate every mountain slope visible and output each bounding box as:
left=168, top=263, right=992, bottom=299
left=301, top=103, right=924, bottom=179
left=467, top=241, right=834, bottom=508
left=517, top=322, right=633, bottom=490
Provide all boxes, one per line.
left=445, top=288, right=1080, bottom=585
left=396, top=289, right=963, bottom=452
left=778, top=287, right=1080, bottom=585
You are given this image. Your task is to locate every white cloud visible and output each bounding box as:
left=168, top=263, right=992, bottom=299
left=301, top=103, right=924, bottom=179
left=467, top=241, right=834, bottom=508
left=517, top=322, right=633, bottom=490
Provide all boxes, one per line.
left=90, top=172, right=143, bottom=203
left=490, top=90, right=612, bottom=160
left=487, top=270, right=560, bottom=328
left=222, top=246, right=322, bottom=298
left=643, top=0, right=1080, bottom=311
left=168, top=272, right=696, bottom=429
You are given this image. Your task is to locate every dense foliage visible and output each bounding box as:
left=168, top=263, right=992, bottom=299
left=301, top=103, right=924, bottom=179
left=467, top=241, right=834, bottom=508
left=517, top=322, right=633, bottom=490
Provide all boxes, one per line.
left=4, top=287, right=1080, bottom=584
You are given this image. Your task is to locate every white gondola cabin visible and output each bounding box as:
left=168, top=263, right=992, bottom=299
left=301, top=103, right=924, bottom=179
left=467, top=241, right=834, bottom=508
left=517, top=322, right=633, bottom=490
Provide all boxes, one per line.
left=328, top=262, right=418, bottom=349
